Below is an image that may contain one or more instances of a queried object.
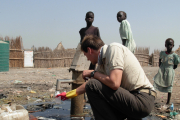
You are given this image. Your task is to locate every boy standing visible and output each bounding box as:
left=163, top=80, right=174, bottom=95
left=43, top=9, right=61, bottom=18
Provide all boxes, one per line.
left=117, top=11, right=136, bottom=53
left=79, top=11, right=101, bottom=69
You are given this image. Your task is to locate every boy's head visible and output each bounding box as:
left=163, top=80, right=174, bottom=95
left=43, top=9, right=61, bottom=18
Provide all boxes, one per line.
left=85, top=11, right=94, bottom=24
left=165, top=38, right=174, bottom=52
left=117, top=11, right=127, bottom=23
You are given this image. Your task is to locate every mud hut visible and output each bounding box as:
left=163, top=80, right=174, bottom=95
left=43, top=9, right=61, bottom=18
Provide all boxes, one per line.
left=55, top=42, right=65, bottom=51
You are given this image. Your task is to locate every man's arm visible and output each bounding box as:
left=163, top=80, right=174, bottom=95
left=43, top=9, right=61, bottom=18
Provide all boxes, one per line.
left=79, top=29, right=84, bottom=43
left=95, top=69, right=123, bottom=90
left=76, top=82, right=87, bottom=95
left=82, top=69, right=123, bottom=90
left=75, top=70, right=94, bottom=95
left=96, top=28, right=101, bottom=39
left=56, top=69, right=122, bottom=99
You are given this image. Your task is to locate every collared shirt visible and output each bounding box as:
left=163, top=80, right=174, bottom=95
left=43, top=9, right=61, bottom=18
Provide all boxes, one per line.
left=96, top=43, right=154, bottom=91
left=98, top=46, right=104, bottom=65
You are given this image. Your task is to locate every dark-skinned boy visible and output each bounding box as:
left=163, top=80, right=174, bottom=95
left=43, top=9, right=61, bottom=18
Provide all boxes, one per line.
left=159, top=39, right=177, bottom=104
left=153, top=38, right=180, bottom=105
left=117, top=11, right=136, bottom=53
left=79, top=11, right=101, bottom=70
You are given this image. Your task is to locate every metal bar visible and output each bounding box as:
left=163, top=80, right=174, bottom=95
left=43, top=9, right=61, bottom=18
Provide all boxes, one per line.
left=56, top=79, right=74, bottom=83
left=56, top=79, right=74, bottom=91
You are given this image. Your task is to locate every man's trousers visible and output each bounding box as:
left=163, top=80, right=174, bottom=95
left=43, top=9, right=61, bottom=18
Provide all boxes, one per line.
left=85, top=79, right=155, bottom=120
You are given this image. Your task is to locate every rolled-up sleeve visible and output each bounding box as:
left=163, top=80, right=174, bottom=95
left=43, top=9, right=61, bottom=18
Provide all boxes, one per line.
left=106, top=45, right=124, bottom=71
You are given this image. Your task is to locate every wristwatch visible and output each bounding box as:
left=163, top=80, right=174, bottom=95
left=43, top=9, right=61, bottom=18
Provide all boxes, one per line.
left=90, top=71, right=96, bottom=77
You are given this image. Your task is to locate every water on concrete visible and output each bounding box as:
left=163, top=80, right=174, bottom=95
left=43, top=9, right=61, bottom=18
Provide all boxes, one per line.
left=24, top=100, right=160, bottom=120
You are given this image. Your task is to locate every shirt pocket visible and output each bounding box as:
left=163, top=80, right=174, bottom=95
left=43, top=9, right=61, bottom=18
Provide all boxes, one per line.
left=161, top=56, right=166, bottom=63
left=168, top=57, right=174, bottom=65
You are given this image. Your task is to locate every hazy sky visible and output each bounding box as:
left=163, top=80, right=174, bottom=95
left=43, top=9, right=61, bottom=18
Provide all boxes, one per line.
left=0, top=0, right=179, bottom=53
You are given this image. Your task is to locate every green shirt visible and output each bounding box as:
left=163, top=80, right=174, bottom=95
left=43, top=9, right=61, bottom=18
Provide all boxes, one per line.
left=119, top=20, right=136, bottom=53
left=153, top=51, right=180, bottom=92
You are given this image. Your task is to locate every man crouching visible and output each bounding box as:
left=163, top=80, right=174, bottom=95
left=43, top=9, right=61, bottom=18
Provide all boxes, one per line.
left=57, top=35, right=156, bottom=120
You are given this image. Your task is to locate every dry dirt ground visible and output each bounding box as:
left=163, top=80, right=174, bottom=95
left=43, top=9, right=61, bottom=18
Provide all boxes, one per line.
left=0, top=66, right=180, bottom=119
left=0, top=67, right=72, bottom=105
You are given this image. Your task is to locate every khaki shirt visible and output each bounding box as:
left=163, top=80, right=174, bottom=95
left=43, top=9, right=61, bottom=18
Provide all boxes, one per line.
left=96, top=43, right=154, bottom=91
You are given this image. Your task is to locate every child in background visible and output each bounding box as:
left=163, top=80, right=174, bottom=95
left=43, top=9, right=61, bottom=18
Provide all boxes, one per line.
left=79, top=11, right=101, bottom=43
left=117, top=11, right=136, bottom=53
left=79, top=11, right=101, bottom=70
left=153, top=38, right=180, bottom=104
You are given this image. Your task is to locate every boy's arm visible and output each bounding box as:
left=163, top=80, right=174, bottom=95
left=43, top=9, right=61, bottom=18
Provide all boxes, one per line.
left=79, top=29, right=83, bottom=43
left=96, top=28, right=101, bottom=39
left=120, top=21, right=128, bottom=45
left=122, top=39, right=127, bottom=45
left=173, top=65, right=177, bottom=69
left=173, top=54, right=180, bottom=69
left=159, top=59, right=162, bottom=67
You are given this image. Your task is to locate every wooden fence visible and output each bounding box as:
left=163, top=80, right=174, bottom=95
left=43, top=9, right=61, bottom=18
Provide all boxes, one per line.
left=4, top=36, right=24, bottom=68
left=33, top=47, right=76, bottom=68
left=134, top=47, right=149, bottom=66
left=3, top=35, right=179, bottom=68
left=151, top=50, right=160, bottom=67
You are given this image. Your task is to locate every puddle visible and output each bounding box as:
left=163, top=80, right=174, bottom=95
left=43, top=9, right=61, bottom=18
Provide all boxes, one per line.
left=24, top=100, right=93, bottom=120
left=24, top=100, right=160, bottom=120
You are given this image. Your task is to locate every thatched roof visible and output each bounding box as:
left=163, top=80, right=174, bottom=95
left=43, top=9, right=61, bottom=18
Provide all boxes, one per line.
left=55, top=42, right=65, bottom=51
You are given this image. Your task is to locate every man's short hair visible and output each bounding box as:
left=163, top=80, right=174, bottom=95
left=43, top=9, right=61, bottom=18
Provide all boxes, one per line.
left=81, top=35, right=104, bottom=52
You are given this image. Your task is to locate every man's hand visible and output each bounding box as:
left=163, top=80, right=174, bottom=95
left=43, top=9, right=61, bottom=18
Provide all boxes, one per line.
left=82, top=70, right=94, bottom=80
left=56, top=92, right=68, bottom=101
left=56, top=89, right=77, bottom=101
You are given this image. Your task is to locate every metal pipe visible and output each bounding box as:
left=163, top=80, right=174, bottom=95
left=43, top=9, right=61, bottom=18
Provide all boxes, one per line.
left=56, top=71, right=85, bottom=117
left=70, top=71, right=85, bottom=117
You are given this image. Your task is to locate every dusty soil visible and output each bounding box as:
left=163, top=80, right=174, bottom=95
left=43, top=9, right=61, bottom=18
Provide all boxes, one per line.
left=0, top=67, right=72, bottom=105
left=141, top=67, right=180, bottom=119
left=0, top=66, right=180, bottom=119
